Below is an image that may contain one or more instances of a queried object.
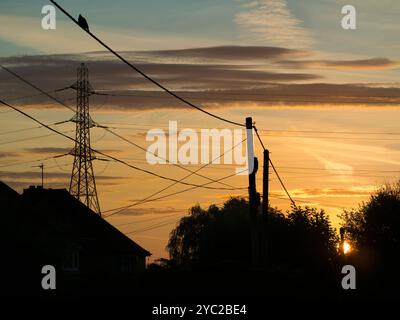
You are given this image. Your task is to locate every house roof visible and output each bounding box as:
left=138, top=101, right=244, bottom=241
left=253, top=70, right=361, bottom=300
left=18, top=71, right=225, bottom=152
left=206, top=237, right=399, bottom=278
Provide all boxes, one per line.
left=0, top=181, right=20, bottom=201
left=1, top=182, right=150, bottom=257
left=24, top=186, right=151, bottom=256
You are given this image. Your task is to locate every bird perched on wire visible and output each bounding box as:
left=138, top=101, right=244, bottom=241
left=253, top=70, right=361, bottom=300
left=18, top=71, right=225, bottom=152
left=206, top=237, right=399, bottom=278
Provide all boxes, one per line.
left=78, top=14, right=90, bottom=32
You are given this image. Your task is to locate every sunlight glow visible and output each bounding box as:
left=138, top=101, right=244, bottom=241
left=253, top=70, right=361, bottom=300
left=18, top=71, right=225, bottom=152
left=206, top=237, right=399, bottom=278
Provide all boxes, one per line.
left=343, top=241, right=351, bottom=255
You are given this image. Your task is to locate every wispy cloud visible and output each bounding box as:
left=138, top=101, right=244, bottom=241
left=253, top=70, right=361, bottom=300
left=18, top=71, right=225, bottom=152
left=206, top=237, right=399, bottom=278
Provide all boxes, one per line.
left=0, top=151, right=20, bottom=159
left=1, top=48, right=399, bottom=111
left=290, top=186, right=377, bottom=198
left=235, top=0, right=314, bottom=49
left=313, top=154, right=354, bottom=176
left=0, top=171, right=126, bottom=183
left=279, top=58, right=399, bottom=70
left=24, top=147, right=122, bottom=155
left=147, top=45, right=308, bottom=62
left=109, top=207, right=184, bottom=217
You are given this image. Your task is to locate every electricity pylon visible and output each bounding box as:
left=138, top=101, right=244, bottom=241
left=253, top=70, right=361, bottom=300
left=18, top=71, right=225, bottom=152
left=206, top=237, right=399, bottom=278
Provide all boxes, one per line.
left=69, top=63, right=101, bottom=215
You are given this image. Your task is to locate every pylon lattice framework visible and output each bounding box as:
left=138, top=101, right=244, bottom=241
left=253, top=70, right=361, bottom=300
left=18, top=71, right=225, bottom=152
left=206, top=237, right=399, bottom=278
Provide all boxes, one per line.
left=69, top=63, right=101, bottom=215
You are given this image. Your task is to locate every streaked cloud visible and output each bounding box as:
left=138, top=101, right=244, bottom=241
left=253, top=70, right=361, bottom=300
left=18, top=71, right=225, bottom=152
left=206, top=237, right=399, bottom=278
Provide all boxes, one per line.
left=290, top=186, right=377, bottom=198
left=0, top=171, right=126, bottom=182
left=279, top=58, right=399, bottom=70
left=147, top=45, right=308, bottom=62
left=2, top=49, right=400, bottom=111
left=313, top=154, right=354, bottom=176
left=24, top=147, right=71, bottom=154
left=111, top=207, right=184, bottom=217
left=0, top=151, right=20, bottom=158
left=0, top=52, right=319, bottom=92
left=385, top=143, right=400, bottom=152
left=24, top=147, right=122, bottom=155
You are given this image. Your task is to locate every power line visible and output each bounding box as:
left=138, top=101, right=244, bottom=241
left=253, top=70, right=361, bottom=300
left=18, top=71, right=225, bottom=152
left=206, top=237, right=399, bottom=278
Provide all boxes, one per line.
left=125, top=193, right=249, bottom=235
left=92, top=90, right=400, bottom=105
left=253, top=124, right=296, bottom=207
left=212, top=193, right=249, bottom=207
left=95, top=160, right=111, bottom=176
left=0, top=129, right=74, bottom=146
left=99, top=154, right=244, bottom=191
left=93, top=89, right=400, bottom=99
left=4, top=121, right=400, bottom=142
left=94, top=121, right=400, bottom=136
left=98, top=125, right=400, bottom=141
left=257, top=129, right=400, bottom=136
left=0, top=153, right=69, bottom=169
left=274, top=166, right=400, bottom=173
left=0, top=98, right=243, bottom=192
left=5, top=87, right=72, bottom=103
left=112, top=193, right=248, bottom=229
left=103, top=168, right=247, bottom=218
left=49, top=0, right=245, bottom=128
left=113, top=212, right=184, bottom=227
left=91, top=128, right=108, bottom=143
left=104, top=128, right=240, bottom=189
left=0, top=107, right=13, bottom=114
left=268, top=195, right=338, bottom=208
left=126, top=217, right=180, bottom=235
left=269, top=159, right=296, bottom=207
left=254, top=126, right=266, bottom=150
left=0, top=65, right=75, bottom=112
left=0, top=65, right=241, bottom=194
left=51, top=158, right=70, bottom=172
left=268, top=173, right=399, bottom=179
left=103, top=139, right=247, bottom=216
left=0, top=125, right=44, bottom=136
left=269, top=194, right=360, bottom=210
left=5, top=1, right=372, bottom=217
left=1, top=61, right=244, bottom=191
left=262, top=135, right=400, bottom=141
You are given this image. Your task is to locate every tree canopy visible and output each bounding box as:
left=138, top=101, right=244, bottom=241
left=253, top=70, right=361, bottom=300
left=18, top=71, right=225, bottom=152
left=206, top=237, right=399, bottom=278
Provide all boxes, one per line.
left=341, top=182, right=400, bottom=269
left=167, top=197, right=338, bottom=271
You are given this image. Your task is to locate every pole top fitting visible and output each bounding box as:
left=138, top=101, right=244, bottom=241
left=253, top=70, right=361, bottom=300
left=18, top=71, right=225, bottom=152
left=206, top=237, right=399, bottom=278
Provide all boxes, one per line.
left=245, top=117, right=253, bottom=129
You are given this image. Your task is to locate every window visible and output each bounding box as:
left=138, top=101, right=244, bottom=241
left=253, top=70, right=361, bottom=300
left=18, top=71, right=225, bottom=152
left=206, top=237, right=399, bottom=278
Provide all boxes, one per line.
left=120, top=255, right=136, bottom=273
left=63, top=247, right=80, bottom=272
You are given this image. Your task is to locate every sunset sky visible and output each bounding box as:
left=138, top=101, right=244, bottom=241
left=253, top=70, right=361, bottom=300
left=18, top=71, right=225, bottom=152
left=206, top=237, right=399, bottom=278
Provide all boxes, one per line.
left=1, top=0, right=400, bottom=261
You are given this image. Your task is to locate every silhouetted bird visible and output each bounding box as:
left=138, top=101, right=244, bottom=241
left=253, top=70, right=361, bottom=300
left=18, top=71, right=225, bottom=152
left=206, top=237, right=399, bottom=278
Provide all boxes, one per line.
left=78, top=14, right=89, bottom=32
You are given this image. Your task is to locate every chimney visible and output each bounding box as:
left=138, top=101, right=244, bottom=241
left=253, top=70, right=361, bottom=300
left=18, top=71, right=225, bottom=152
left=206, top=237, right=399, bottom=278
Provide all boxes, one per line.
left=22, top=185, right=46, bottom=204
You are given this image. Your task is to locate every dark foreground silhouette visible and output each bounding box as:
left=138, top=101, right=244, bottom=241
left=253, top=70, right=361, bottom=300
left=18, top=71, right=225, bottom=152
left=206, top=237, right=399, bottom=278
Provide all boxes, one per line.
left=2, top=180, right=400, bottom=300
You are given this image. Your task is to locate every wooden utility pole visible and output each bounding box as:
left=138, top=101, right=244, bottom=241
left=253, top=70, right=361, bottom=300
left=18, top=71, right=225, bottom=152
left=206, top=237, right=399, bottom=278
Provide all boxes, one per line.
left=262, top=149, right=269, bottom=266
left=262, top=149, right=269, bottom=215
left=40, top=163, right=44, bottom=187
left=246, top=117, right=261, bottom=268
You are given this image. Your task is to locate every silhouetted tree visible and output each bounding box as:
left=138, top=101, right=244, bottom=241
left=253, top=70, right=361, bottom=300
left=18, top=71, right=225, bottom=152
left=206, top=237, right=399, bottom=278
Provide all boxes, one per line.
left=284, top=206, right=338, bottom=269
left=167, top=198, right=251, bottom=266
left=167, top=197, right=338, bottom=271
left=341, top=182, right=400, bottom=271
